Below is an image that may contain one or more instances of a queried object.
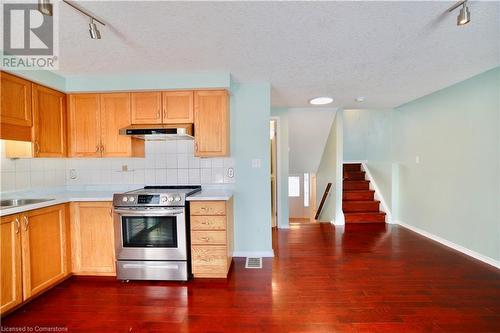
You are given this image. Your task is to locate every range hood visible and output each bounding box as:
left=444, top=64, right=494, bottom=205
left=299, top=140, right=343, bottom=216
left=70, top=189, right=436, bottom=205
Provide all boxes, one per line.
left=119, top=124, right=194, bottom=141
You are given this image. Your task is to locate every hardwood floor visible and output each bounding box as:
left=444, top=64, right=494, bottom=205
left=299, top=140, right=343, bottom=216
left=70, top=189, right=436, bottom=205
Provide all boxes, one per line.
left=2, top=223, right=499, bottom=332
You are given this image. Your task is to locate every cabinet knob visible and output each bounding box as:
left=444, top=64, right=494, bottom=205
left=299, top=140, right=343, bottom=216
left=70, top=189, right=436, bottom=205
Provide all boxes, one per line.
left=100, top=145, right=104, bottom=153
left=95, top=145, right=100, bottom=153
left=34, top=141, right=40, bottom=155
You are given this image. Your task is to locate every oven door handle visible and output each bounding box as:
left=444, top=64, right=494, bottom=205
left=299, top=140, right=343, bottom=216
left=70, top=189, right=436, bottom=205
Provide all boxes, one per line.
left=114, top=208, right=184, bottom=216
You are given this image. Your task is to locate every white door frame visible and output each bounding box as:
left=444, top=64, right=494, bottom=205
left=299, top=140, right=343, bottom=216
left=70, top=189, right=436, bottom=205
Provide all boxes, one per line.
left=270, top=116, right=283, bottom=228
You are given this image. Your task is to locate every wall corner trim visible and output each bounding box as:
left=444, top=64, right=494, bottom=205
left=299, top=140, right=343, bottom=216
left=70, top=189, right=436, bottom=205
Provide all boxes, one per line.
left=396, top=220, right=500, bottom=269
left=232, top=251, right=275, bottom=258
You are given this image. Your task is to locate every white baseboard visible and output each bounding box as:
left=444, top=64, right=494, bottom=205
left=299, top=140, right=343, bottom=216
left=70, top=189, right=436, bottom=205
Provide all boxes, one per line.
left=361, top=163, right=393, bottom=223
left=396, top=220, right=500, bottom=269
left=233, top=250, right=275, bottom=258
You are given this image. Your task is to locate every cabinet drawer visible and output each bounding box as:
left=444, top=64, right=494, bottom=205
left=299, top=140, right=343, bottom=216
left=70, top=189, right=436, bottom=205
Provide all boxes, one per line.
left=191, top=215, right=226, bottom=230
left=190, top=201, right=226, bottom=216
left=191, top=246, right=227, bottom=275
left=191, top=231, right=226, bottom=245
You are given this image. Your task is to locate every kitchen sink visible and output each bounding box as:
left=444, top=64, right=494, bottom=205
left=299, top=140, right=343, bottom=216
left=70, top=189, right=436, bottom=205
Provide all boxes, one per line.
left=0, top=198, right=54, bottom=208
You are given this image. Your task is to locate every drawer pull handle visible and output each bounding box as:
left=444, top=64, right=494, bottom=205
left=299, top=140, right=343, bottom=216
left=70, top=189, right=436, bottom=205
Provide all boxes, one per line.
left=200, top=236, right=210, bottom=241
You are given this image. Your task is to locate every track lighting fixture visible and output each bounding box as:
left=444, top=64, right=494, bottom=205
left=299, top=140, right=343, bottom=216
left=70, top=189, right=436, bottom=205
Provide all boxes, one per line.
left=38, top=0, right=52, bottom=16
left=63, top=0, right=106, bottom=39
left=89, top=18, right=101, bottom=39
left=448, top=0, right=471, bottom=26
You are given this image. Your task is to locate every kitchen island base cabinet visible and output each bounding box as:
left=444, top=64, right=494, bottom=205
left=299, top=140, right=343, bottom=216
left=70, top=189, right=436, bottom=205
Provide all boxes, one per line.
left=0, top=204, right=69, bottom=316
left=70, top=202, right=115, bottom=276
left=190, top=198, right=233, bottom=278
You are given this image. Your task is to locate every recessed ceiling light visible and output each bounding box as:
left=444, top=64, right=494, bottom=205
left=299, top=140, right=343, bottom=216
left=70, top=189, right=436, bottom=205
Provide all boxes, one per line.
left=309, top=97, right=333, bottom=105
left=355, top=96, right=366, bottom=102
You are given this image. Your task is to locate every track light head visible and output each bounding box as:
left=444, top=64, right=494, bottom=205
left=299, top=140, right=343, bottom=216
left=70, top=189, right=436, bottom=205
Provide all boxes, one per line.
left=457, top=3, right=471, bottom=26
left=448, top=0, right=471, bottom=26
left=89, top=18, right=101, bottom=39
left=38, top=0, right=52, bottom=16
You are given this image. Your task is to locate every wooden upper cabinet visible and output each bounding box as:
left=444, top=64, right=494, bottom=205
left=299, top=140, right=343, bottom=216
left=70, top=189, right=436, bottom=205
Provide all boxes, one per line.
left=162, top=91, right=194, bottom=124
left=68, top=94, right=101, bottom=157
left=100, top=93, right=132, bottom=157
left=32, top=84, right=67, bottom=157
left=21, top=205, right=67, bottom=300
left=0, top=72, right=32, bottom=141
left=194, top=90, right=229, bottom=157
left=131, top=92, right=162, bottom=124
left=0, top=214, right=22, bottom=315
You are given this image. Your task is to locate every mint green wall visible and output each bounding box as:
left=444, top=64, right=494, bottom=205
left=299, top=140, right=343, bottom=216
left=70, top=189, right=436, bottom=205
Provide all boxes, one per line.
left=231, top=83, right=273, bottom=253
left=271, top=108, right=290, bottom=228
left=394, top=67, right=500, bottom=261
left=316, top=110, right=343, bottom=223
left=65, top=72, right=230, bottom=91
left=7, top=70, right=66, bottom=91
left=343, top=109, right=393, bottom=210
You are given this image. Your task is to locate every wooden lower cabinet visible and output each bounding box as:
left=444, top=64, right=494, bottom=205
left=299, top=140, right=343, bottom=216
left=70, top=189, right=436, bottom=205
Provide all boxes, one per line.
left=22, top=205, right=69, bottom=299
left=190, top=198, right=233, bottom=278
left=0, top=215, right=22, bottom=314
left=0, top=204, right=69, bottom=316
left=70, top=202, right=115, bottom=275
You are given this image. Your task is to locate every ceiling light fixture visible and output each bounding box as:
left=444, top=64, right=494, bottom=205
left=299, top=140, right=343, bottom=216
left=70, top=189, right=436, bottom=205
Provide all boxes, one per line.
left=63, top=0, right=106, bottom=39
left=309, top=97, right=334, bottom=105
left=38, top=0, right=53, bottom=16
left=355, top=96, right=366, bottom=102
left=448, top=0, right=471, bottom=26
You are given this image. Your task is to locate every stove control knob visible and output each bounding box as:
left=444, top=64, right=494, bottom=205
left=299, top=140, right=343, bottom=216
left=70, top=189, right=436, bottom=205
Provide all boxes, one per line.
left=174, top=196, right=181, bottom=202
left=167, top=196, right=174, bottom=202
left=128, top=197, right=135, bottom=202
left=161, top=197, right=167, bottom=203
left=122, top=197, right=128, bottom=202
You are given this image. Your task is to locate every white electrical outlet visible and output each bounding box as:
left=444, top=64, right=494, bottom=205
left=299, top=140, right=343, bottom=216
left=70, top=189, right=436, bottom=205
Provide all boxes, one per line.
left=69, top=169, right=77, bottom=179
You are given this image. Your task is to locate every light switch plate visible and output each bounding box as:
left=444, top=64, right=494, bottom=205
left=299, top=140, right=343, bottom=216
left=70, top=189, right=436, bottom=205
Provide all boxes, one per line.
left=227, top=167, right=234, bottom=178
left=251, top=159, right=261, bottom=168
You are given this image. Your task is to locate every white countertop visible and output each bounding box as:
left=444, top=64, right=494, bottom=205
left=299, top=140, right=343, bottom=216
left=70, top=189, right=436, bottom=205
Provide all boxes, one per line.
left=186, top=189, right=233, bottom=201
left=0, top=186, right=233, bottom=216
left=0, top=190, right=117, bottom=216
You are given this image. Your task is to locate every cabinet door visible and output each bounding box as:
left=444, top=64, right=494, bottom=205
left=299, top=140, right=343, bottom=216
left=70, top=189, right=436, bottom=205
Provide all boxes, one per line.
left=194, top=90, right=229, bottom=157
left=162, top=91, right=194, bottom=124
left=22, top=205, right=67, bottom=300
left=0, top=214, right=22, bottom=315
left=100, top=93, right=132, bottom=157
left=131, top=92, right=162, bottom=124
left=32, top=84, right=67, bottom=157
left=68, top=94, right=101, bottom=157
left=0, top=72, right=32, bottom=141
left=70, top=202, right=115, bottom=275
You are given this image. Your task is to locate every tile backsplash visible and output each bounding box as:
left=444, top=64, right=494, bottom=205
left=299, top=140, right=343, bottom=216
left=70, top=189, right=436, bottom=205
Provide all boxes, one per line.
left=0, top=140, right=235, bottom=192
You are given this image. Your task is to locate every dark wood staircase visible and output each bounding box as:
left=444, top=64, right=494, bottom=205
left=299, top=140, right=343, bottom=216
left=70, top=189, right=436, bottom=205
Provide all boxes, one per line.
left=343, top=163, right=386, bottom=223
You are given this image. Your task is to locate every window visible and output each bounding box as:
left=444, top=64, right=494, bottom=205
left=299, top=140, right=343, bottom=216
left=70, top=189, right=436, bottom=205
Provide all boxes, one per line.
left=288, top=176, right=300, bottom=197
left=303, top=173, right=309, bottom=207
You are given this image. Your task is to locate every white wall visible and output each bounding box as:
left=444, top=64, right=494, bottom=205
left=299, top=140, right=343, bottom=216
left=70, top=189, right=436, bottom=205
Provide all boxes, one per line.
left=393, top=67, right=500, bottom=262
left=287, top=108, right=336, bottom=174
left=316, top=110, right=343, bottom=223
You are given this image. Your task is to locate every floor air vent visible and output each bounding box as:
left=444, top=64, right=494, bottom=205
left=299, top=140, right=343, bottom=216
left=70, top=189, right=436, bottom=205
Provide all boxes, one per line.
left=245, top=257, right=262, bottom=269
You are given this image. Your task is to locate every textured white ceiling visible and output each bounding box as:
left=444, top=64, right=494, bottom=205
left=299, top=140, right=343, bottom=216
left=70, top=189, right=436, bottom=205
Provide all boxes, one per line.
left=55, top=1, right=500, bottom=108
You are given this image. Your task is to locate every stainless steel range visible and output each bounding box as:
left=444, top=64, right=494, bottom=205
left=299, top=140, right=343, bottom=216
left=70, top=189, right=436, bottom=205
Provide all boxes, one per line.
left=113, top=185, right=201, bottom=281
